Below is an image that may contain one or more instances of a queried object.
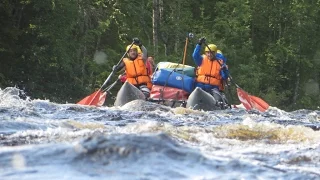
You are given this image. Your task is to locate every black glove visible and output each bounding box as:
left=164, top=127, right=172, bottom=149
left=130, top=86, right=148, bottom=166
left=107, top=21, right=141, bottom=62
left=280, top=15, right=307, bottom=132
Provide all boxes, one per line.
left=198, top=37, right=206, bottom=45
left=133, top=37, right=142, bottom=46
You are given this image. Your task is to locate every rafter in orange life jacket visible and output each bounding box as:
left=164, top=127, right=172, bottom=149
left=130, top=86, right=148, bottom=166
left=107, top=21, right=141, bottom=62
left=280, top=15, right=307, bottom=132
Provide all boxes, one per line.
left=123, top=56, right=152, bottom=89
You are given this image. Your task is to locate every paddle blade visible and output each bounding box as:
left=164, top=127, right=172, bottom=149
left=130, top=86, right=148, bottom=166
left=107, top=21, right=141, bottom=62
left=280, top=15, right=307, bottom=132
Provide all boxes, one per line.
left=236, top=88, right=269, bottom=112
left=77, top=90, right=107, bottom=106
left=96, top=91, right=107, bottom=106
left=236, top=88, right=253, bottom=111
left=249, top=95, right=269, bottom=112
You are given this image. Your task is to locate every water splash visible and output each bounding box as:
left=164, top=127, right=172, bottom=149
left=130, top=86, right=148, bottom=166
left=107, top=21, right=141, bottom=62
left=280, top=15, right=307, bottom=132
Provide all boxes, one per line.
left=0, top=87, right=319, bottom=179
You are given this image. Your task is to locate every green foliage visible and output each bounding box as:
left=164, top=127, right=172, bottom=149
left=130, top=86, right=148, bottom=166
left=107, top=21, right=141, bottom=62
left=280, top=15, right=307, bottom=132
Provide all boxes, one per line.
left=291, top=94, right=320, bottom=110
left=264, top=88, right=292, bottom=110
left=1, top=0, right=320, bottom=110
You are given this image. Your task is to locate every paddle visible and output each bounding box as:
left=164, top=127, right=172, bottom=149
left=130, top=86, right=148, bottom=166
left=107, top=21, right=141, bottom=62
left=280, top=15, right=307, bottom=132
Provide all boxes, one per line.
left=77, top=42, right=134, bottom=106
left=182, top=33, right=194, bottom=65
left=228, top=75, right=269, bottom=112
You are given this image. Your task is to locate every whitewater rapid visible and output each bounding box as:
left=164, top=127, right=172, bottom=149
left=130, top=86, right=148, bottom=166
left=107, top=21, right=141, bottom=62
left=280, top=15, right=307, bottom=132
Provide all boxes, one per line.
left=0, top=87, right=319, bottom=180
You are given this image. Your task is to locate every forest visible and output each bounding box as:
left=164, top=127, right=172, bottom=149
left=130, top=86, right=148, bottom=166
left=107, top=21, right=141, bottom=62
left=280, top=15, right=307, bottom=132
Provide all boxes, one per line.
left=1, top=0, right=320, bottom=111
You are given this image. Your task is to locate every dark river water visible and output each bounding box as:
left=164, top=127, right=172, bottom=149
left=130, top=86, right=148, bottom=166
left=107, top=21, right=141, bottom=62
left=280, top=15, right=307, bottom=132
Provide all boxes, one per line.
left=0, top=87, right=319, bottom=180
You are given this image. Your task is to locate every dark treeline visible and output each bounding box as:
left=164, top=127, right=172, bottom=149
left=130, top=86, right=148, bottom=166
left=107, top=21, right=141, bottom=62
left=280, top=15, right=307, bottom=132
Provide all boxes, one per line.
left=1, top=0, right=320, bottom=110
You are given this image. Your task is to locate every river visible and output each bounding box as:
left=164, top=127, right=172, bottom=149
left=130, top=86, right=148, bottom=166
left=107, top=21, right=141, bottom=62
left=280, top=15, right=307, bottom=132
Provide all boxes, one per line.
left=0, top=87, right=319, bottom=180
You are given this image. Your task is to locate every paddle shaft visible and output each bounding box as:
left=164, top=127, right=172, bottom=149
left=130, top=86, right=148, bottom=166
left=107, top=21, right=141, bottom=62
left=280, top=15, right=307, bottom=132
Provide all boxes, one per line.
left=227, top=74, right=240, bottom=89
left=182, top=37, right=188, bottom=65
left=103, top=79, right=120, bottom=92
left=100, top=42, right=134, bottom=90
left=182, top=33, right=194, bottom=65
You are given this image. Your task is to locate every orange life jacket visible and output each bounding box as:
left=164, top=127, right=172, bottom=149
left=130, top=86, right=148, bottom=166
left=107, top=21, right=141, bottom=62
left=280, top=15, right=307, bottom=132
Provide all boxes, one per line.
left=196, top=55, right=224, bottom=86
left=123, top=57, right=152, bottom=89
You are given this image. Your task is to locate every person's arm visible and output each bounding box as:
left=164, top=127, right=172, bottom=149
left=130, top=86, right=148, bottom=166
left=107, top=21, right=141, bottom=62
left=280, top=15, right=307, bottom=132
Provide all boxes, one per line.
left=113, top=60, right=125, bottom=72
left=192, top=44, right=203, bottom=66
left=140, top=45, right=147, bottom=64
left=220, top=64, right=229, bottom=80
left=216, top=53, right=227, bottom=63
